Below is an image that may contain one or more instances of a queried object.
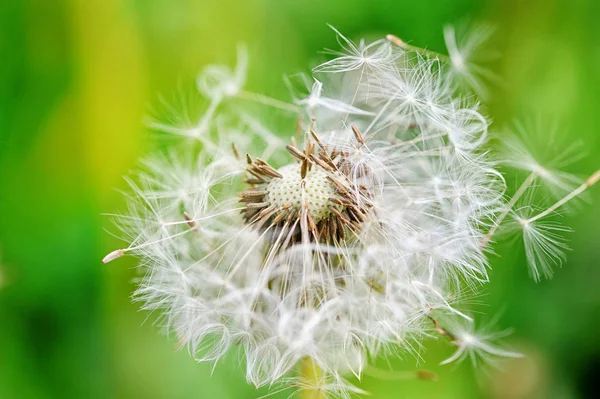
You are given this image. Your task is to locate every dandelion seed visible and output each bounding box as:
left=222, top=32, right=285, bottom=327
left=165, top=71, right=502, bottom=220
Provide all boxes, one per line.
left=197, top=44, right=248, bottom=99
left=437, top=319, right=523, bottom=367
left=443, top=24, right=499, bottom=98
left=510, top=169, right=600, bottom=280
left=315, top=25, right=395, bottom=74
left=501, top=120, right=585, bottom=200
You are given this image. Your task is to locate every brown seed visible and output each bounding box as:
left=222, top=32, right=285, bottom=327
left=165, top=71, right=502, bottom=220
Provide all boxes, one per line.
left=351, top=125, right=365, bottom=145
left=300, top=159, right=309, bottom=179
left=258, top=205, right=276, bottom=219
left=328, top=217, right=337, bottom=240
left=319, top=151, right=339, bottom=171
left=286, top=145, right=306, bottom=161
left=330, top=207, right=351, bottom=226
left=308, top=139, right=315, bottom=156
left=241, top=189, right=268, bottom=197
left=254, top=158, right=268, bottom=166
left=240, top=190, right=268, bottom=202
left=309, top=154, right=333, bottom=171
left=306, top=213, right=317, bottom=234
left=245, top=177, right=266, bottom=185
left=258, top=165, right=283, bottom=179
left=336, top=217, right=346, bottom=240
left=321, top=219, right=330, bottom=243
left=246, top=202, right=270, bottom=209
left=232, top=143, right=240, bottom=160
left=183, top=211, right=198, bottom=230
left=249, top=205, right=276, bottom=226
left=309, top=129, right=322, bottom=145
left=329, top=197, right=354, bottom=207
left=247, top=167, right=269, bottom=181
left=272, top=210, right=288, bottom=224
left=347, top=206, right=366, bottom=222
left=286, top=209, right=298, bottom=223
left=327, top=176, right=348, bottom=195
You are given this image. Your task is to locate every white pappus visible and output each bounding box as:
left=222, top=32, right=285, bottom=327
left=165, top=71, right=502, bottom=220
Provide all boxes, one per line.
left=103, top=25, right=599, bottom=398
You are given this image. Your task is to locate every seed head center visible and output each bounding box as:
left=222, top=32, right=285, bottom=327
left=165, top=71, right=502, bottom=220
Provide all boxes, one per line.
left=266, top=163, right=336, bottom=222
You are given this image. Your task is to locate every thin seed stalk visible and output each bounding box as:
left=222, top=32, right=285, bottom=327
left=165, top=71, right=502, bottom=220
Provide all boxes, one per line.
left=481, top=171, right=537, bottom=247
left=526, top=169, right=600, bottom=224
left=300, top=357, right=325, bottom=399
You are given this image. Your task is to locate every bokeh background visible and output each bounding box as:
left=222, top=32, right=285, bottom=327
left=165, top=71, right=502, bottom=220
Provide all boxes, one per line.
left=1, top=0, right=600, bottom=398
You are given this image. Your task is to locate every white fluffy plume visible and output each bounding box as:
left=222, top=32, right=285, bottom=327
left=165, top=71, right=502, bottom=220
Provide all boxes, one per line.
left=104, top=26, right=598, bottom=398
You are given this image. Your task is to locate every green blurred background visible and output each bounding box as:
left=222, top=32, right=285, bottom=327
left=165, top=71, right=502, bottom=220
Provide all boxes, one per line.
left=1, top=0, right=600, bottom=398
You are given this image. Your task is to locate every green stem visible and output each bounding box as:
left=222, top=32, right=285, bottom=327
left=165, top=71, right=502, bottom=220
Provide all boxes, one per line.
left=300, top=357, right=325, bottom=399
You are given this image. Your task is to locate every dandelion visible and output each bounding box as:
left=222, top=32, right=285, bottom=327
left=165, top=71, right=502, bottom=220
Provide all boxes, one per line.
left=434, top=317, right=523, bottom=367
left=104, top=26, right=599, bottom=398
left=500, top=120, right=586, bottom=199
left=314, top=25, right=395, bottom=74
left=508, top=170, right=600, bottom=280
left=443, top=24, right=499, bottom=98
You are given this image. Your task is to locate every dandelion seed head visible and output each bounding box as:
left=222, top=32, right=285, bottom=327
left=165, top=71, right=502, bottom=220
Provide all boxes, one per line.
left=265, top=164, right=337, bottom=222
left=103, top=24, right=596, bottom=398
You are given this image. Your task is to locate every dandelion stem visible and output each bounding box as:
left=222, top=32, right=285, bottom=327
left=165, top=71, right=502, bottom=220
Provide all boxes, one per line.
left=386, top=34, right=450, bottom=62
left=300, top=357, right=325, bottom=399
left=481, top=171, right=537, bottom=247
left=525, top=169, right=600, bottom=224
left=364, top=366, right=437, bottom=381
